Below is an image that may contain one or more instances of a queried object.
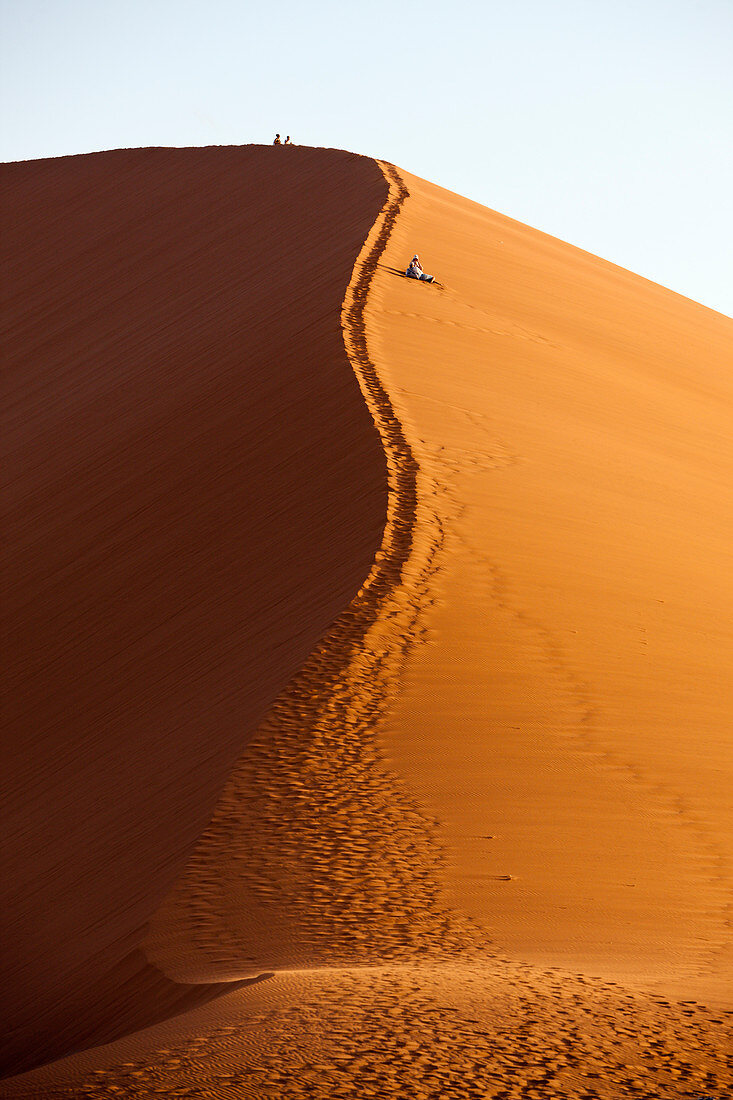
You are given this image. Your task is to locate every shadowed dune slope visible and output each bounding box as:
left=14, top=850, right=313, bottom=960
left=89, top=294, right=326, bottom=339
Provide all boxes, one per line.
left=0, top=146, right=388, bottom=1075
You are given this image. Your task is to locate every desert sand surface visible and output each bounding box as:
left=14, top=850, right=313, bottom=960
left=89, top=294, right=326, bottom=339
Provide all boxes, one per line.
left=0, top=146, right=388, bottom=1075
left=2, top=150, right=732, bottom=1098
left=372, top=167, right=733, bottom=1004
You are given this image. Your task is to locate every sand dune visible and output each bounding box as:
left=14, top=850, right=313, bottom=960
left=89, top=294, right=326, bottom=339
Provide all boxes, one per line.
left=0, top=145, right=388, bottom=1075
left=2, top=148, right=732, bottom=1096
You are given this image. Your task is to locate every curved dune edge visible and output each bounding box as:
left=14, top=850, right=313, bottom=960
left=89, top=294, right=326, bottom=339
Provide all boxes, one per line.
left=143, top=162, right=470, bottom=980
left=5, top=162, right=733, bottom=1100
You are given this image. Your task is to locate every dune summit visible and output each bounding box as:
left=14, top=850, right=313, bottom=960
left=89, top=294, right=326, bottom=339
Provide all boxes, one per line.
left=2, top=146, right=732, bottom=1097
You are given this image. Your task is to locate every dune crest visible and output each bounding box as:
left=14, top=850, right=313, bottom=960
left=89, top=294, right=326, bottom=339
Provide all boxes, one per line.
left=144, top=164, right=465, bottom=979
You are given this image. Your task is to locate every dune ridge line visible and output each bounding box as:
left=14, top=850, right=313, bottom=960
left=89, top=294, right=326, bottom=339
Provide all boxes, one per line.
left=144, top=160, right=473, bottom=978
left=340, top=161, right=419, bottom=591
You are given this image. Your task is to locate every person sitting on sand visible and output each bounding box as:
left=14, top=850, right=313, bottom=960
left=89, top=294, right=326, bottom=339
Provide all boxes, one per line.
left=284, top=136, right=291, bottom=145
left=273, top=134, right=282, bottom=145
left=405, top=254, right=435, bottom=283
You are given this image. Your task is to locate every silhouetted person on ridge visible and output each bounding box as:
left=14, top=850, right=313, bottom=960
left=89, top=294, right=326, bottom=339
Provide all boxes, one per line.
left=405, top=254, right=435, bottom=283
left=284, top=136, right=291, bottom=145
left=273, top=133, right=282, bottom=145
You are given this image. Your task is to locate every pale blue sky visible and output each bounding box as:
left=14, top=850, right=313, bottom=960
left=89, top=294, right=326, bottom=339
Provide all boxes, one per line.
left=2, top=0, right=731, bottom=315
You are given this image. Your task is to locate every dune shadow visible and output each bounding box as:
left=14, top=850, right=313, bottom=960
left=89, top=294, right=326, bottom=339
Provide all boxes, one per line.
left=0, top=951, right=273, bottom=1080
left=381, top=264, right=408, bottom=278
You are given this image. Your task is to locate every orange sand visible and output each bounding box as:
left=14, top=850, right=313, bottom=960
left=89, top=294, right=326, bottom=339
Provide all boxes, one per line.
left=371, top=167, right=733, bottom=1004
left=2, top=150, right=732, bottom=1098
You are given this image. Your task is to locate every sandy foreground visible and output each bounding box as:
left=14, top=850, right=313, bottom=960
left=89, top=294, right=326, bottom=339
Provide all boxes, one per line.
left=2, top=149, right=732, bottom=1097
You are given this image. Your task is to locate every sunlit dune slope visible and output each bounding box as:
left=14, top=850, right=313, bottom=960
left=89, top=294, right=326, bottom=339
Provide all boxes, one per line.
left=0, top=146, right=388, bottom=1075
left=369, top=167, right=733, bottom=999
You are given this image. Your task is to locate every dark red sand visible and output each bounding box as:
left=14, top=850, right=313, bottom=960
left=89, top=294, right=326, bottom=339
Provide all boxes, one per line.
left=0, top=146, right=388, bottom=1075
